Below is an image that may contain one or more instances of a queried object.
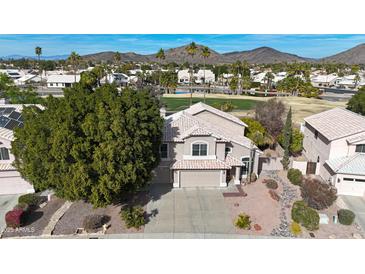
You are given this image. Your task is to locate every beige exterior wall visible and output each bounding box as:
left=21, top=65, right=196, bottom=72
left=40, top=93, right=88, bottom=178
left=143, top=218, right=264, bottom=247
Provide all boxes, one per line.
left=193, top=110, right=245, bottom=136
left=216, top=142, right=226, bottom=161
left=303, top=122, right=331, bottom=164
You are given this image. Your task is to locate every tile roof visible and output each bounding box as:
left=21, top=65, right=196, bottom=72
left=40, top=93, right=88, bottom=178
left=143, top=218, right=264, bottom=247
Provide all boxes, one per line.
left=0, top=127, right=14, bottom=141
left=326, top=153, right=365, bottom=176
left=225, top=154, right=244, bottom=166
left=171, top=159, right=231, bottom=170
left=164, top=106, right=255, bottom=149
left=185, top=102, right=247, bottom=127
left=304, top=108, right=365, bottom=141
left=0, top=163, right=16, bottom=171
left=347, top=134, right=365, bottom=144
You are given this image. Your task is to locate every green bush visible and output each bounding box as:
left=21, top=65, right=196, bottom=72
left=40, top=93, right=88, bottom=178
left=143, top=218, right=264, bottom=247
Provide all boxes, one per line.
left=235, top=213, right=252, bottom=230
left=290, top=221, right=302, bottom=236
left=287, top=168, right=303, bottom=186
left=291, top=200, right=319, bottom=231
left=264, top=179, right=278, bottom=189
left=338, top=209, right=355, bottom=225
left=18, top=193, right=40, bottom=208
left=246, top=173, right=257, bottom=184
left=121, top=206, right=146, bottom=229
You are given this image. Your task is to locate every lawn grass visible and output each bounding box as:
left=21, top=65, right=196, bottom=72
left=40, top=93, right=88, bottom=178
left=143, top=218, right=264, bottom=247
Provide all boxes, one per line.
left=160, top=97, right=260, bottom=112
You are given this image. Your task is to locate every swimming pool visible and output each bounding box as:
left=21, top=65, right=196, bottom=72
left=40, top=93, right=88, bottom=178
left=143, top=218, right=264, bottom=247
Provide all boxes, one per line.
left=175, top=90, right=190, bottom=94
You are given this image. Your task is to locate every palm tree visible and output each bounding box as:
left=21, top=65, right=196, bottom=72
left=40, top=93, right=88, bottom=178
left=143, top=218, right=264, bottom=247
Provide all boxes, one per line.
left=264, top=72, right=274, bottom=91
left=185, top=42, right=198, bottom=106
left=114, top=51, right=122, bottom=66
left=67, top=51, right=81, bottom=84
left=201, top=46, right=211, bottom=103
left=35, top=47, right=42, bottom=87
left=155, top=48, right=166, bottom=92
left=355, top=73, right=361, bottom=88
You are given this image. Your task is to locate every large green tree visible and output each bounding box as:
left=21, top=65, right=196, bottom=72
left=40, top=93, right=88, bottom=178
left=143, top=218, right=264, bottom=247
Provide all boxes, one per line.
left=12, top=80, right=164, bottom=207
left=241, top=117, right=272, bottom=147
left=347, top=87, right=365, bottom=115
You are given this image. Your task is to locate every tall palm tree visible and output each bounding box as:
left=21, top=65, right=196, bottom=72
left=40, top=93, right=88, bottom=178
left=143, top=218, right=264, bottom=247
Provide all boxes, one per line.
left=185, top=42, right=198, bottom=106
left=201, top=46, right=211, bottom=103
left=35, top=47, right=42, bottom=87
left=67, top=51, right=81, bottom=84
left=156, top=48, right=166, bottom=92
left=114, top=51, right=122, bottom=66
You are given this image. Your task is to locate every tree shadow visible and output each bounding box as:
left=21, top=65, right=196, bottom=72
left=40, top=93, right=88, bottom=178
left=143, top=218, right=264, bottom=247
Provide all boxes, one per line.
left=23, top=211, right=44, bottom=226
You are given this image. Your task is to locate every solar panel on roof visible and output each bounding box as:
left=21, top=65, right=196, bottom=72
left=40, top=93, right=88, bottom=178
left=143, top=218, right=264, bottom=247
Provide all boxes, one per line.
left=0, top=116, right=10, bottom=127
left=4, top=119, right=20, bottom=130
left=3, top=108, right=15, bottom=114
left=9, top=111, right=21, bottom=120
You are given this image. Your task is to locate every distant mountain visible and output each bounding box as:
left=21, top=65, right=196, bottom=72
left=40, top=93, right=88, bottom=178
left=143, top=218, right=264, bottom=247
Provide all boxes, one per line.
left=147, top=44, right=232, bottom=64
left=4, top=43, right=365, bottom=65
left=320, top=43, right=365, bottom=64
left=223, top=47, right=312, bottom=64
left=82, top=51, right=150, bottom=63
left=1, top=55, right=68, bottom=60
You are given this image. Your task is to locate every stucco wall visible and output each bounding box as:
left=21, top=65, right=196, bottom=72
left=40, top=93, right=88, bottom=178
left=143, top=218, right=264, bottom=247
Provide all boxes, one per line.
left=193, top=110, right=245, bottom=136
left=183, top=136, right=216, bottom=156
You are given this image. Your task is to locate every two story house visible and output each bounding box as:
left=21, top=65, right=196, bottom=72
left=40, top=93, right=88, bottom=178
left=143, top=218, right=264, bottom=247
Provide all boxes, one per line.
left=152, top=102, right=261, bottom=187
left=303, top=108, right=365, bottom=196
left=0, top=104, right=35, bottom=195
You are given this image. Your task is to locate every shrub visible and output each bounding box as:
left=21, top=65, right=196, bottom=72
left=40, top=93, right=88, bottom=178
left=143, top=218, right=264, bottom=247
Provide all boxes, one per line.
left=291, top=200, right=319, bottom=231
left=264, top=179, right=278, bottom=189
left=5, top=208, right=25, bottom=228
left=268, top=189, right=280, bottom=201
left=121, top=206, right=146, bottom=229
left=18, top=193, right=40, bottom=208
left=290, top=221, right=302, bottom=236
left=82, top=214, right=110, bottom=232
left=300, top=178, right=337, bottom=210
left=246, top=173, right=257, bottom=184
left=287, top=168, right=303, bottom=186
left=338, top=209, right=355, bottom=225
left=235, top=213, right=251, bottom=230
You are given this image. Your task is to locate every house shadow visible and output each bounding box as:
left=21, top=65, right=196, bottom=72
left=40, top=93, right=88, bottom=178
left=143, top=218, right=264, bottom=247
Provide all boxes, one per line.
left=23, top=211, right=44, bottom=226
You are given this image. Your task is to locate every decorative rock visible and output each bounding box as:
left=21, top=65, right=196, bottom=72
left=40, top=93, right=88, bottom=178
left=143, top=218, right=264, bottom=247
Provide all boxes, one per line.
left=352, top=233, right=362, bottom=239
left=329, top=234, right=336, bottom=239
left=254, top=224, right=262, bottom=231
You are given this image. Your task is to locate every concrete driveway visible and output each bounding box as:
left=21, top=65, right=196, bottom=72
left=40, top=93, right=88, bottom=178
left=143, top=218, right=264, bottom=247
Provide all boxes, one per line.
left=339, top=195, right=365, bottom=231
left=144, top=185, right=235, bottom=234
left=0, top=194, right=20, bottom=235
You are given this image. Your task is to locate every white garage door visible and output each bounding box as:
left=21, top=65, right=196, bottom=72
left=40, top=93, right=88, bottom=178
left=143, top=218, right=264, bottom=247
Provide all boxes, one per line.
left=337, top=178, right=365, bottom=196
left=0, top=171, right=34, bottom=195
left=180, top=170, right=221, bottom=187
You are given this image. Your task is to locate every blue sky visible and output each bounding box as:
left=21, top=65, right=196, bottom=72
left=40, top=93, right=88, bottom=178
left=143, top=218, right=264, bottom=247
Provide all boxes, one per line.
left=1, top=34, right=365, bottom=58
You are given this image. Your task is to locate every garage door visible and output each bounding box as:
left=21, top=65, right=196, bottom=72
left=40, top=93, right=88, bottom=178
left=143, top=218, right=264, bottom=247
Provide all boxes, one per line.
left=180, top=170, right=221, bottom=187
left=0, top=171, right=34, bottom=195
left=336, top=180, right=365, bottom=196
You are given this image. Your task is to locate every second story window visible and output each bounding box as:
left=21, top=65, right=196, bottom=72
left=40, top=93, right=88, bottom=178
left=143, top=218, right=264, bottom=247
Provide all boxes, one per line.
left=160, top=143, right=168, bottom=159
left=355, top=144, right=365, bottom=153
left=0, top=147, right=10, bottom=160
left=192, top=143, right=207, bottom=156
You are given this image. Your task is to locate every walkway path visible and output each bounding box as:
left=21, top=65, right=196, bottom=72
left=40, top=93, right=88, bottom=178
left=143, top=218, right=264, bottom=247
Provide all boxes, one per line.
left=42, top=201, right=72, bottom=236
left=261, top=170, right=298, bottom=237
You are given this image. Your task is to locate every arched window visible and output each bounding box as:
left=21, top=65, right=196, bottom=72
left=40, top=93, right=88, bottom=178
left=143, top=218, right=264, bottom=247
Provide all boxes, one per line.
left=191, top=141, right=208, bottom=156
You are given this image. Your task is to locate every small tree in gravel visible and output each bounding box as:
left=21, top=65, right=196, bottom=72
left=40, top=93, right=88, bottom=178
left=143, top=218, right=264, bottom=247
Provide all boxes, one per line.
left=287, top=168, right=303, bottom=186
left=338, top=209, right=355, bottom=225
left=235, top=213, right=252, bottom=230
left=281, top=107, right=292, bottom=170
left=121, top=206, right=146, bottom=229
left=300, top=178, right=337, bottom=210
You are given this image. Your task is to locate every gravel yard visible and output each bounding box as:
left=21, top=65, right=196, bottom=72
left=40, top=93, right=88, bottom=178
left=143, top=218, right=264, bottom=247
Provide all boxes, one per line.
left=53, top=191, right=150, bottom=235
left=2, top=196, right=65, bottom=238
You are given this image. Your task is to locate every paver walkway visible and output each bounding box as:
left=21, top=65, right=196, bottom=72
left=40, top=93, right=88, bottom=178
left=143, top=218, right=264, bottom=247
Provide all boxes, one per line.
left=42, top=201, right=72, bottom=235
left=144, top=185, right=235, bottom=234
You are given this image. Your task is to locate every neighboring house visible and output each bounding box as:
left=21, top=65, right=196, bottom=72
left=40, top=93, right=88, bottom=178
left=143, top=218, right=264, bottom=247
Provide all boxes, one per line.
left=152, top=102, right=261, bottom=187
left=177, top=69, right=215, bottom=84
left=310, top=74, right=338, bottom=87
left=303, top=108, right=365, bottom=196
left=47, top=74, right=80, bottom=88
left=336, top=75, right=357, bottom=89
left=0, top=69, right=23, bottom=80
left=106, top=72, right=130, bottom=86
left=0, top=104, right=35, bottom=195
